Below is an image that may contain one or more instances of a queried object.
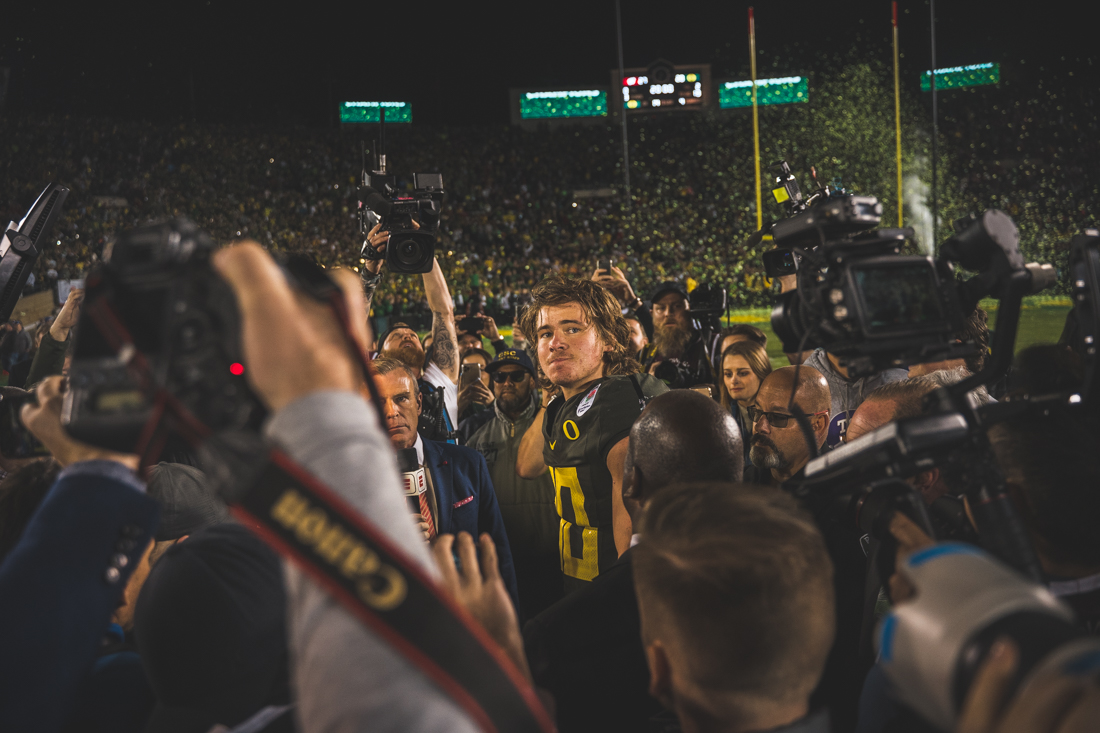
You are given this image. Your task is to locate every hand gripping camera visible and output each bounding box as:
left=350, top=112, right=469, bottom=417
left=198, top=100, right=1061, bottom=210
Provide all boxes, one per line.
left=358, top=172, right=444, bottom=275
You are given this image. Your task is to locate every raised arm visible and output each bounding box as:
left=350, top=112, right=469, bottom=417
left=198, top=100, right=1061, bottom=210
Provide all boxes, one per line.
left=359, top=223, right=389, bottom=316
left=424, top=258, right=459, bottom=384
left=516, top=395, right=550, bottom=479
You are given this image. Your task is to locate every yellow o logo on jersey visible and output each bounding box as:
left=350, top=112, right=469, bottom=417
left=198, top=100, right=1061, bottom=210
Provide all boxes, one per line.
left=563, top=420, right=581, bottom=440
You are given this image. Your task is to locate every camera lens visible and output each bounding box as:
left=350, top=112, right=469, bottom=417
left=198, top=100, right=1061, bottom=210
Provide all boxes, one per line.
left=395, top=238, right=422, bottom=266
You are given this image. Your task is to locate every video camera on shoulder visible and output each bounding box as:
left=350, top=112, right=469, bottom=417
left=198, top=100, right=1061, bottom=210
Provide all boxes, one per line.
left=764, top=163, right=1055, bottom=378
left=686, top=282, right=727, bottom=334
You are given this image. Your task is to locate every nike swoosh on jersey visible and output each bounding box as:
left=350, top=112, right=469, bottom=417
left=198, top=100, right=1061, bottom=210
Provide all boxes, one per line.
left=549, top=441, right=556, bottom=450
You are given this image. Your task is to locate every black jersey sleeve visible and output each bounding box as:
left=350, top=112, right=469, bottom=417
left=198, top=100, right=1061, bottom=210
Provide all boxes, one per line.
left=593, top=374, right=670, bottom=463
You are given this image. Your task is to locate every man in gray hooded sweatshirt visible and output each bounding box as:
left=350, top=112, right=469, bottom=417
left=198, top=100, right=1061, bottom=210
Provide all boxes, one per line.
left=464, top=348, right=562, bottom=620
left=801, top=348, right=907, bottom=447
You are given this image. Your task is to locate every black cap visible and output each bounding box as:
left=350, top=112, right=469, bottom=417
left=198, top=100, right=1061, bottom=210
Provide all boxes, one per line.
left=146, top=463, right=229, bottom=542
left=485, top=348, right=536, bottom=377
left=650, top=281, right=690, bottom=304
left=134, top=523, right=290, bottom=732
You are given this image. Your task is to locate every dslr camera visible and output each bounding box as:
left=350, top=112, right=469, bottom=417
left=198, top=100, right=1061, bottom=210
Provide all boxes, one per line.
left=359, top=171, right=445, bottom=275
left=62, top=219, right=337, bottom=458
left=62, top=219, right=261, bottom=455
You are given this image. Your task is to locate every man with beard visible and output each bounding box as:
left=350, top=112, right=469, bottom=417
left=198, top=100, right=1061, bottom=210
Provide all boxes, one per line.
left=362, top=222, right=461, bottom=443
left=747, top=366, right=831, bottom=487
left=638, top=282, right=714, bottom=390
left=464, top=350, right=563, bottom=619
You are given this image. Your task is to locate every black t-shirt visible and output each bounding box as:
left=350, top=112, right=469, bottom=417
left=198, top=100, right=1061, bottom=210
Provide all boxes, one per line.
left=542, top=373, right=668, bottom=584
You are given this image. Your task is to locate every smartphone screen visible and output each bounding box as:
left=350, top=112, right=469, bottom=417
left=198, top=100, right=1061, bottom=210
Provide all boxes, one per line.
left=596, top=259, right=611, bottom=274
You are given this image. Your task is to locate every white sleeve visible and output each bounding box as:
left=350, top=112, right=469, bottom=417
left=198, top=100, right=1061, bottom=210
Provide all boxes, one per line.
left=265, top=391, right=478, bottom=733
left=422, top=362, right=459, bottom=432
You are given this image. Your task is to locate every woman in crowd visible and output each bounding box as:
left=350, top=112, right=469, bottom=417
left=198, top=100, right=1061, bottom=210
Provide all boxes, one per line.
left=719, top=340, right=772, bottom=474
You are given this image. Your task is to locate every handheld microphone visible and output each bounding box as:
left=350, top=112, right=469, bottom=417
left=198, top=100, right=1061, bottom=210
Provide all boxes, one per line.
left=397, top=448, right=426, bottom=514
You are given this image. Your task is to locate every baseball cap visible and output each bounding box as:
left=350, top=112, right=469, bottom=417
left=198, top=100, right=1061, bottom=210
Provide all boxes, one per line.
left=650, top=281, right=690, bottom=303
left=146, top=463, right=229, bottom=542
left=485, top=348, right=536, bottom=377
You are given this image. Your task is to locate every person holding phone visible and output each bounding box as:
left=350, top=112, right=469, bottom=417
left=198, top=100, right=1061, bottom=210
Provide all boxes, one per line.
left=457, top=348, right=494, bottom=423
left=456, top=315, right=509, bottom=358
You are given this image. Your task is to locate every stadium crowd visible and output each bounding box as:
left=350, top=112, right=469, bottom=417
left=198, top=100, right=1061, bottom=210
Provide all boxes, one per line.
left=1, top=57, right=1098, bottom=733
left=3, top=59, right=1095, bottom=331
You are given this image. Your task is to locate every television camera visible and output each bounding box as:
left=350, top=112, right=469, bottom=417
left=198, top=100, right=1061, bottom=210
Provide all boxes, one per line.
left=357, top=110, right=445, bottom=274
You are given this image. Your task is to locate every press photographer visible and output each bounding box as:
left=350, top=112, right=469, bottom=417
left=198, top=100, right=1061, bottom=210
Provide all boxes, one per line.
left=362, top=219, right=463, bottom=444
left=591, top=265, right=718, bottom=391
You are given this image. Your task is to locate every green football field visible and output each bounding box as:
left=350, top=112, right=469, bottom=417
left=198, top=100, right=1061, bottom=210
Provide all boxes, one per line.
left=496, top=302, right=1070, bottom=371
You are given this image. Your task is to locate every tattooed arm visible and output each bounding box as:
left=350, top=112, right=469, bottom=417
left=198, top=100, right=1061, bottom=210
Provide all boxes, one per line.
left=424, top=258, right=459, bottom=385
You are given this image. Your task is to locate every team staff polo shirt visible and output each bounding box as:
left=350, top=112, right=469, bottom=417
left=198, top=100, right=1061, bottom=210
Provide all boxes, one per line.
left=542, top=373, right=668, bottom=584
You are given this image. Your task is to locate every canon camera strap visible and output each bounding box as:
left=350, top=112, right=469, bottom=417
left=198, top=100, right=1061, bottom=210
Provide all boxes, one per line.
left=85, top=287, right=554, bottom=733
left=231, top=450, right=554, bottom=733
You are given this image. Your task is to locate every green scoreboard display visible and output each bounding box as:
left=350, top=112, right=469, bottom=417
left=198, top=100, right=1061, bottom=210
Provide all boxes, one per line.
left=921, top=63, right=1000, bottom=91
left=519, top=89, right=608, bottom=119
left=719, top=76, right=809, bottom=108
left=340, top=101, right=412, bottom=124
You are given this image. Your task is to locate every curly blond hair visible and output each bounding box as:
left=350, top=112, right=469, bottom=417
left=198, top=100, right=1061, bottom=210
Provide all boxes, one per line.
left=518, top=274, right=641, bottom=391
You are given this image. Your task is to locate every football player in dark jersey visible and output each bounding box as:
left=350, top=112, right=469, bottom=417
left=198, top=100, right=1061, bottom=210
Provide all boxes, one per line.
left=516, top=275, right=667, bottom=593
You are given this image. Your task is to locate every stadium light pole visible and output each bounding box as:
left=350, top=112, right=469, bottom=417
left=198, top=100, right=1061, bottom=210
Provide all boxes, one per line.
left=893, top=2, right=903, bottom=228
left=615, top=0, right=631, bottom=209
left=930, top=0, right=939, bottom=246
left=749, top=7, right=762, bottom=231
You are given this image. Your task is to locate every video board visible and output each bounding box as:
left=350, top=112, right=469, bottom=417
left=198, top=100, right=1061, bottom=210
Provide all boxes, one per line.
left=920, top=63, right=1000, bottom=91
left=718, top=75, right=809, bottom=108
left=339, top=101, right=412, bottom=124
left=519, top=89, right=608, bottom=119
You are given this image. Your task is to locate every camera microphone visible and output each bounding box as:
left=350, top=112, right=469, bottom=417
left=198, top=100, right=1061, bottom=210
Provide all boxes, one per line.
left=360, top=186, right=393, bottom=217
left=397, top=447, right=426, bottom=514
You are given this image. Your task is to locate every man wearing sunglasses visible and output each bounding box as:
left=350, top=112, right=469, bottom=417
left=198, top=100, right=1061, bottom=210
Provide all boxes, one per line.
left=747, top=366, right=832, bottom=487
left=464, top=350, right=564, bottom=619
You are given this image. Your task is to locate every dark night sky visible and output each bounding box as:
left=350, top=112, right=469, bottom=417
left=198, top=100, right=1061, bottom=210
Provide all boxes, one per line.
left=1, top=0, right=1092, bottom=126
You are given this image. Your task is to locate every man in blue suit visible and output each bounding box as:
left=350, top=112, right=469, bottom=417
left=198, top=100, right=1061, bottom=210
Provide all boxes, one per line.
left=374, top=357, right=519, bottom=608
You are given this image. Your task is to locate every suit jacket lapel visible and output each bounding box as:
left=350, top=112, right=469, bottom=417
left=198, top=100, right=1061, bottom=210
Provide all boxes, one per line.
left=425, top=441, right=454, bottom=533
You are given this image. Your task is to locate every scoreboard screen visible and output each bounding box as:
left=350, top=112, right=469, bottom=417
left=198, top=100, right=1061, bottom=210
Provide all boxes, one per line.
left=340, top=101, right=412, bottom=124
left=616, top=61, right=710, bottom=113
left=719, top=75, right=808, bottom=108
left=520, top=89, right=608, bottom=119
left=921, top=63, right=1000, bottom=91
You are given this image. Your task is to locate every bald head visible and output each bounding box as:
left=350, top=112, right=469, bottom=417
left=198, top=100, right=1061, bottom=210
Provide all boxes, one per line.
left=756, top=366, right=831, bottom=417
left=749, top=366, right=831, bottom=484
left=625, top=391, right=744, bottom=511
